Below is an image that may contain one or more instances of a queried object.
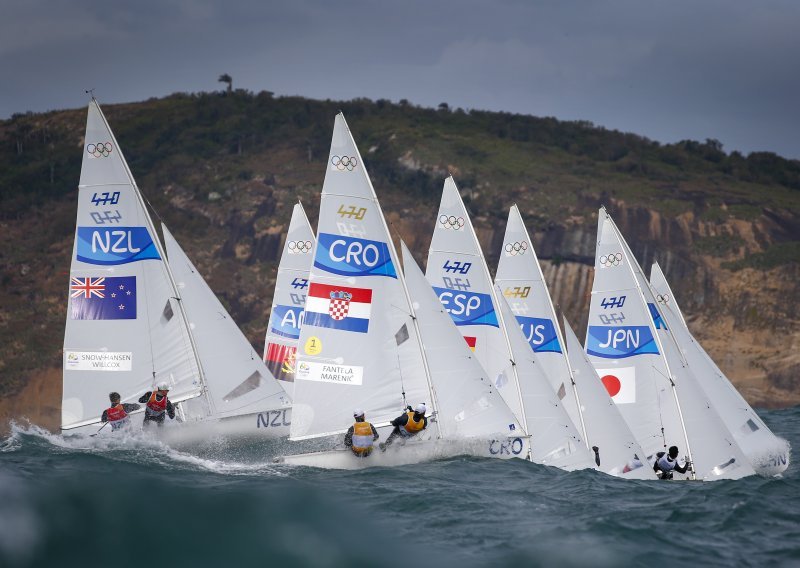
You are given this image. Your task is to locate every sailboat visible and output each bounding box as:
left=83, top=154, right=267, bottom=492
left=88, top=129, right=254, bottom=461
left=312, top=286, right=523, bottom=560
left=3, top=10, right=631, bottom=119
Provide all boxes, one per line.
left=649, top=262, right=790, bottom=475
left=262, top=203, right=316, bottom=400
left=494, top=205, right=654, bottom=478
left=163, top=225, right=291, bottom=437
left=426, top=178, right=594, bottom=471
left=62, top=99, right=209, bottom=436
left=280, top=114, right=528, bottom=469
left=585, top=207, right=755, bottom=480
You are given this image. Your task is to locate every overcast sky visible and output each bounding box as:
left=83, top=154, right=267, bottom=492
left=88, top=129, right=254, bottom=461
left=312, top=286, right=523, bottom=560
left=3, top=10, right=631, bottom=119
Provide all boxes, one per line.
left=2, top=0, right=799, bottom=158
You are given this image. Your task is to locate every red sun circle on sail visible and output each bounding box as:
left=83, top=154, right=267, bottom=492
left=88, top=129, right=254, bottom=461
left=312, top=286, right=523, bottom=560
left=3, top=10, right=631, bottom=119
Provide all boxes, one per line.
left=600, top=374, right=622, bottom=397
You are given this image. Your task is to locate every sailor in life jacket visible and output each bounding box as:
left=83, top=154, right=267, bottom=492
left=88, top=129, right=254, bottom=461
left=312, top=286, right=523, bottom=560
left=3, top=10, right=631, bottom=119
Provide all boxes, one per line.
left=138, top=384, right=176, bottom=427
left=383, top=403, right=428, bottom=448
left=101, top=392, right=141, bottom=432
left=344, top=409, right=379, bottom=457
left=653, top=446, right=691, bottom=480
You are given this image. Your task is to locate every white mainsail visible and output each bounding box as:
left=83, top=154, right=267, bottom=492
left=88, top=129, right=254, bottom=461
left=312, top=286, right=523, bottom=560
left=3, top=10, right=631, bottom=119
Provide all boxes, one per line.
left=494, top=289, right=595, bottom=469
left=63, top=100, right=205, bottom=432
left=587, top=208, right=755, bottom=480
left=163, top=225, right=291, bottom=426
left=425, top=177, right=526, bottom=427
left=402, top=242, right=527, bottom=449
left=563, top=319, right=656, bottom=479
left=494, top=205, right=586, bottom=436
left=290, top=114, right=431, bottom=440
left=649, top=262, right=789, bottom=475
left=263, top=203, right=316, bottom=398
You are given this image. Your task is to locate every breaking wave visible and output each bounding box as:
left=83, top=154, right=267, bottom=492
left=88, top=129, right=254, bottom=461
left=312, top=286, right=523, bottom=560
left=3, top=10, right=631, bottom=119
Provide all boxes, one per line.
left=0, top=407, right=798, bottom=567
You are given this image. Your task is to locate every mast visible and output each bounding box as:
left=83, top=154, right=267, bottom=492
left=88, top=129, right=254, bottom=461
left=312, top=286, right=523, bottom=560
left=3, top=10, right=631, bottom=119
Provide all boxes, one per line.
left=338, top=115, right=442, bottom=438
left=92, top=98, right=213, bottom=417
left=456, top=184, right=529, bottom=439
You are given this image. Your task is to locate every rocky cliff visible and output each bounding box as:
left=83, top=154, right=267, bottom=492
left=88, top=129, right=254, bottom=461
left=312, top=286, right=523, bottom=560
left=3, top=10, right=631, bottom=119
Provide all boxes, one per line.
left=1, top=92, right=798, bottom=432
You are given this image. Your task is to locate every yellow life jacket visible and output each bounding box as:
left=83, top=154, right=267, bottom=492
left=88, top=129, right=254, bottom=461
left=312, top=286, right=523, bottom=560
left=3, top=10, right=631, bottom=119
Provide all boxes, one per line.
left=403, top=411, right=425, bottom=434
left=351, top=421, right=375, bottom=455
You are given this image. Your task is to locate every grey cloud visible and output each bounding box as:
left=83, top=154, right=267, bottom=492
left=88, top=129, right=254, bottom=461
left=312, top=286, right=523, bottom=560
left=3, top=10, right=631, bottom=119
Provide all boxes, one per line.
left=1, top=0, right=798, bottom=157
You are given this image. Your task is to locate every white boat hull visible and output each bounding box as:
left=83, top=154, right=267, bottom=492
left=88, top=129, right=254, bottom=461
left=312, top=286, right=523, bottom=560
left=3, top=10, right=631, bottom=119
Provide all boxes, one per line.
left=62, top=406, right=293, bottom=441
left=278, top=435, right=531, bottom=470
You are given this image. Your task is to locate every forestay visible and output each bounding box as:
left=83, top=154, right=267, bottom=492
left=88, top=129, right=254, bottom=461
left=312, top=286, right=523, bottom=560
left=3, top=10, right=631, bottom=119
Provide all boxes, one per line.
left=163, top=225, right=290, bottom=421
left=494, top=205, right=585, bottom=436
left=563, top=319, right=656, bottom=479
left=62, top=100, right=204, bottom=431
left=650, top=262, right=789, bottom=475
left=291, top=114, right=430, bottom=440
left=263, top=203, right=316, bottom=398
left=495, top=289, right=594, bottom=469
left=426, top=177, right=526, bottom=427
left=402, top=242, right=525, bottom=444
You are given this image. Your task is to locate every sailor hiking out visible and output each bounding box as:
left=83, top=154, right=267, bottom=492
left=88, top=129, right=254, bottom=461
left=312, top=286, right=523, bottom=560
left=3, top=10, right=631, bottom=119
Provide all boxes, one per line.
left=138, top=384, right=176, bottom=427
left=344, top=409, right=379, bottom=457
left=653, top=446, right=692, bottom=480
left=101, top=392, right=141, bottom=431
left=382, top=403, right=428, bottom=450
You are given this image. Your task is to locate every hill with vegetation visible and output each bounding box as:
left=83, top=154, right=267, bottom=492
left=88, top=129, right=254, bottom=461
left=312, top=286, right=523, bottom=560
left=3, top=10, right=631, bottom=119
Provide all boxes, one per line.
left=1, top=90, right=799, bottom=429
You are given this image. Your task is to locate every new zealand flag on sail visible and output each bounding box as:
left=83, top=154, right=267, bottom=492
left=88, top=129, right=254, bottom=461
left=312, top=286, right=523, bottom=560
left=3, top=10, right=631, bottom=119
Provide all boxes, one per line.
left=70, top=276, right=136, bottom=320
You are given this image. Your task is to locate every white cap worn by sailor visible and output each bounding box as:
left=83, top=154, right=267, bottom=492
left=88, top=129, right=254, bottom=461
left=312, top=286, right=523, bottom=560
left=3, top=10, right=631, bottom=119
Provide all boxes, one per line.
left=353, top=408, right=365, bottom=417
left=415, top=403, right=427, bottom=415
left=157, top=383, right=170, bottom=392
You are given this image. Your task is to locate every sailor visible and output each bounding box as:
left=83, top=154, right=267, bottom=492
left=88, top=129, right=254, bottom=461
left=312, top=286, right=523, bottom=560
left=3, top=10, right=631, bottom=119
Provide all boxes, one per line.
left=653, top=446, right=691, bottom=479
left=101, top=392, right=140, bottom=431
left=138, top=384, right=176, bottom=427
left=382, top=403, right=428, bottom=449
left=343, top=409, right=379, bottom=457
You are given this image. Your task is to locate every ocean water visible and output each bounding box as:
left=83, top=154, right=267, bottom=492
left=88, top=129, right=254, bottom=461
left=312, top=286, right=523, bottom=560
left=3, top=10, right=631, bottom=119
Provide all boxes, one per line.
left=1, top=407, right=797, bottom=568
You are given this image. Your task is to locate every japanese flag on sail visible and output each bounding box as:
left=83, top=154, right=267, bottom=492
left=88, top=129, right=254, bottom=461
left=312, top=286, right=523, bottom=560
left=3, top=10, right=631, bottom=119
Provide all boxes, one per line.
left=595, top=367, right=636, bottom=404
left=304, top=283, right=372, bottom=334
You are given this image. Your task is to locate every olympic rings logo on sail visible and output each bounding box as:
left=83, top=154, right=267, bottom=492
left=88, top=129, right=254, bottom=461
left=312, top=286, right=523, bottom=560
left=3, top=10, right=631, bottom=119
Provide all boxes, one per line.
left=331, top=155, right=358, bottom=171
left=288, top=240, right=313, bottom=254
left=657, top=293, right=670, bottom=304
left=504, top=241, right=528, bottom=256
left=599, top=252, right=623, bottom=268
left=438, top=215, right=465, bottom=230
left=86, top=142, right=113, bottom=158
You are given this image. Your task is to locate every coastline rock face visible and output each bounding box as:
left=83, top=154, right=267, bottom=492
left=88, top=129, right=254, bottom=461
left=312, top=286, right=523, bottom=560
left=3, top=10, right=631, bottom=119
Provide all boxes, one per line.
left=0, top=95, right=798, bottom=434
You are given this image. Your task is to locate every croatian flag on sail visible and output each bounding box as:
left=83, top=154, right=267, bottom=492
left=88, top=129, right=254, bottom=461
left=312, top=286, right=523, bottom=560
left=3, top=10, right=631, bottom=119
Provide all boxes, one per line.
left=70, top=276, right=136, bottom=320
left=304, top=283, right=372, bottom=333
